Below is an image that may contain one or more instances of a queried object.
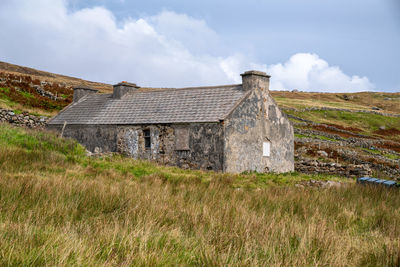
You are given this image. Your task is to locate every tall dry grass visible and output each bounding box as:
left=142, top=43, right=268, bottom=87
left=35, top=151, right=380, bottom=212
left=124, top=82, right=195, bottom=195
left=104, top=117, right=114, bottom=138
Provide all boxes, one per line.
left=0, top=124, right=399, bottom=266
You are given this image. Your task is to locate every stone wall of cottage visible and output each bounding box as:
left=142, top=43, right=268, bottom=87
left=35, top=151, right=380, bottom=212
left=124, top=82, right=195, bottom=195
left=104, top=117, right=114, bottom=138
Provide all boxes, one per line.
left=224, top=75, right=294, bottom=173
left=48, top=125, right=118, bottom=152
left=48, top=123, right=224, bottom=171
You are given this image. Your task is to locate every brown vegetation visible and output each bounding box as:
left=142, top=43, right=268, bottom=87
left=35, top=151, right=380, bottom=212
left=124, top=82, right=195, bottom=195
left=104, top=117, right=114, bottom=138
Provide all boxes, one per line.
left=375, top=141, right=400, bottom=153
left=374, top=128, right=400, bottom=136
left=309, top=124, right=364, bottom=139
left=0, top=72, right=71, bottom=111
left=0, top=61, right=112, bottom=92
left=326, top=123, right=363, bottom=133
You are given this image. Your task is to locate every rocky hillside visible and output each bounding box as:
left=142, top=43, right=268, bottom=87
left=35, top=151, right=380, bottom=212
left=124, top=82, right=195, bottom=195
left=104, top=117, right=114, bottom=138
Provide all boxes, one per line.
left=271, top=91, right=400, bottom=180
left=0, top=61, right=112, bottom=92
left=0, top=61, right=112, bottom=115
left=0, top=61, right=399, bottom=179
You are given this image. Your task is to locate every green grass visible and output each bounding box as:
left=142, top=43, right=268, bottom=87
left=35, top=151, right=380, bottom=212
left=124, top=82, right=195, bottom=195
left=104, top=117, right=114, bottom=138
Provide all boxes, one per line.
left=19, top=90, right=34, bottom=99
left=362, top=148, right=382, bottom=155
left=295, top=133, right=308, bottom=139
left=313, top=134, right=337, bottom=142
left=295, top=133, right=337, bottom=142
left=0, top=87, right=10, bottom=93
left=384, top=153, right=400, bottom=160
left=361, top=147, right=400, bottom=161
left=0, top=124, right=400, bottom=266
left=0, top=87, right=19, bottom=107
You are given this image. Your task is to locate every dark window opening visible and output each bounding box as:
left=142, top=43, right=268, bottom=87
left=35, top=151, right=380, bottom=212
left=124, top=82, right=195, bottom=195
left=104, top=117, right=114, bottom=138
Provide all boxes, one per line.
left=143, top=129, right=151, bottom=149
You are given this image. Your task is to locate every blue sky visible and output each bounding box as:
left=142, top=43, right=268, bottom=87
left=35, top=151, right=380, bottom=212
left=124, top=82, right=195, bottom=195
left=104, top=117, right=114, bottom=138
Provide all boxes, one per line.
left=1, top=0, right=399, bottom=92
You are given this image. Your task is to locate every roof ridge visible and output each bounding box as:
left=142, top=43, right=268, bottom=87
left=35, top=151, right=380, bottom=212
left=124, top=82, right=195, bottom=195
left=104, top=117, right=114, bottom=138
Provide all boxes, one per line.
left=179, top=84, right=242, bottom=90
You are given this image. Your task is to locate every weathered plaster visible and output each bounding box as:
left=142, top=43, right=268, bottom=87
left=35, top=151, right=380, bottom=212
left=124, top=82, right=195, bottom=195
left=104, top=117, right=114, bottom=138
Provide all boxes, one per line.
left=224, top=72, right=294, bottom=173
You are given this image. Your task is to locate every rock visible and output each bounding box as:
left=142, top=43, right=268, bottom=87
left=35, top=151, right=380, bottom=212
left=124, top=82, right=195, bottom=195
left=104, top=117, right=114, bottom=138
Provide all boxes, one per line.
left=317, top=150, right=328, bottom=157
left=343, top=94, right=353, bottom=101
left=311, top=161, right=318, bottom=166
left=8, top=112, right=15, bottom=116
left=379, top=125, right=386, bottom=130
left=321, top=181, right=342, bottom=188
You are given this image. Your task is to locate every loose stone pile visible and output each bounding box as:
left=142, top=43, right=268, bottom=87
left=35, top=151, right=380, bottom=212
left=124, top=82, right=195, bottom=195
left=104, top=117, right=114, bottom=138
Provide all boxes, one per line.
left=0, top=108, right=48, bottom=128
left=295, top=180, right=344, bottom=188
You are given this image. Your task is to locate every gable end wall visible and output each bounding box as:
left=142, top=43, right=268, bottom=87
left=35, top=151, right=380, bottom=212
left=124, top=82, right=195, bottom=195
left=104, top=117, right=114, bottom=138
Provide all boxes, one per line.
left=223, top=90, right=294, bottom=173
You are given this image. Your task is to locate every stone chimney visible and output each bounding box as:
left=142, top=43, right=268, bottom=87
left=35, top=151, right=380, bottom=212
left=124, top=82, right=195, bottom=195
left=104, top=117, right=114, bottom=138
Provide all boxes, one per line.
left=113, top=82, right=140, bottom=99
left=240, top=70, right=270, bottom=92
left=73, top=87, right=98, bottom=102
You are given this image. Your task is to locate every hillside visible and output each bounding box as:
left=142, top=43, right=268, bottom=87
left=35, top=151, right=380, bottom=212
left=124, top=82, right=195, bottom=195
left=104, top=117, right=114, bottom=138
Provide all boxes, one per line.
left=0, top=124, right=399, bottom=266
left=0, top=61, right=399, bottom=179
left=271, top=90, right=400, bottom=114
left=0, top=61, right=112, bottom=115
left=0, top=61, right=112, bottom=92
left=269, top=91, right=400, bottom=180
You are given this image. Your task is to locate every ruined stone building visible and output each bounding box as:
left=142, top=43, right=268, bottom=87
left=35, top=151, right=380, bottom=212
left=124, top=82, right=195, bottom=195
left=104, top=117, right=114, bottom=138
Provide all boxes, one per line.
left=47, top=71, right=294, bottom=173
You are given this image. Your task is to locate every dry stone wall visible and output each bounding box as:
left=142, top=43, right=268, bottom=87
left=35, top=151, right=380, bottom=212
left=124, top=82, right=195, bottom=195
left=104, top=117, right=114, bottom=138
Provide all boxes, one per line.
left=295, top=157, right=372, bottom=177
left=0, top=108, right=48, bottom=128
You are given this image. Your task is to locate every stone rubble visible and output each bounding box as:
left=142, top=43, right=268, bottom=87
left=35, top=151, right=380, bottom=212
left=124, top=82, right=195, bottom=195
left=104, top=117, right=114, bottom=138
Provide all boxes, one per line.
left=295, top=136, right=400, bottom=179
left=295, top=180, right=344, bottom=188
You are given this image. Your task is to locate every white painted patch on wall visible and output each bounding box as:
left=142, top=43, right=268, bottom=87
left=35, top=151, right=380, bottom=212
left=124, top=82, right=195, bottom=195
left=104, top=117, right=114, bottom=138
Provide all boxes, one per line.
left=263, top=141, right=270, bottom=157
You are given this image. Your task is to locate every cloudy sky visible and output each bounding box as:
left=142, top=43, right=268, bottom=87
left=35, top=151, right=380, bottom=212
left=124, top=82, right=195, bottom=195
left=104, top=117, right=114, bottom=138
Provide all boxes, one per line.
left=0, top=0, right=399, bottom=92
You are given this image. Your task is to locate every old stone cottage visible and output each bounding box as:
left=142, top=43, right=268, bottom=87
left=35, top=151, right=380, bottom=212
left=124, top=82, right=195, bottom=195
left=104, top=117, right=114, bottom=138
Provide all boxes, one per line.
left=47, top=71, right=294, bottom=173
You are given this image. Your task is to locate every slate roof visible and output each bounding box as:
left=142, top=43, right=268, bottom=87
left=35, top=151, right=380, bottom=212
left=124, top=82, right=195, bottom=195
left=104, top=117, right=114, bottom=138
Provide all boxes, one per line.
left=48, top=85, right=249, bottom=125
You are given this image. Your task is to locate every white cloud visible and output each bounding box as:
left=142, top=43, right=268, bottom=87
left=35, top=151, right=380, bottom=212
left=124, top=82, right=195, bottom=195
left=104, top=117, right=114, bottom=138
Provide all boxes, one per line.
left=0, top=0, right=374, bottom=92
left=0, top=0, right=237, bottom=87
left=266, top=53, right=374, bottom=92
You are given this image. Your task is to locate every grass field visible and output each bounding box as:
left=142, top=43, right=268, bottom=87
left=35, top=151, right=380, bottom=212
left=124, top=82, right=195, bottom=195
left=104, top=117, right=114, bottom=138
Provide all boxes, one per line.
left=0, top=124, right=399, bottom=266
